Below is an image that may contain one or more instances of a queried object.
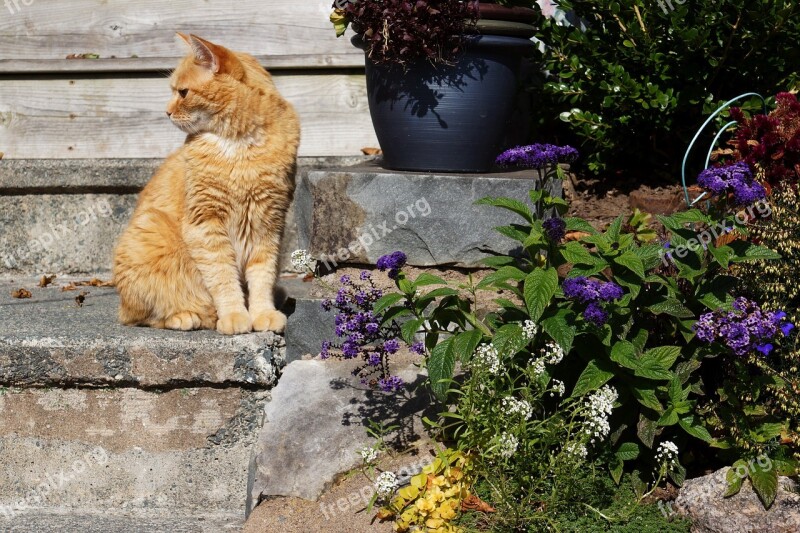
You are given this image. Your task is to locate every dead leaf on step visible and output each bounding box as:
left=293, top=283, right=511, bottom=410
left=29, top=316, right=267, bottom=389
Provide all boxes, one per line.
left=11, top=288, right=32, bottom=299
left=61, top=278, right=113, bottom=291
left=38, top=274, right=57, bottom=288
left=66, top=53, right=100, bottom=59
left=565, top=231, right=591, bottom=242
left=460, top=494, right=496, bottom=513
left=361, top=147, right=382, bottom=156
left=75, top=291, right=89, bottom=307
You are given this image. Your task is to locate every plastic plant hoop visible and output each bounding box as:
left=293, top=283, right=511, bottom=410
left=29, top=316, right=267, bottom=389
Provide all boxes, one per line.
left=681, top=92, right=767, bottom=207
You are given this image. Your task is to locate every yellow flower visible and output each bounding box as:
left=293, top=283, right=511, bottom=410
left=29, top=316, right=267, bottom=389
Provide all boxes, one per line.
left=416, top=497, right=436, bottom=515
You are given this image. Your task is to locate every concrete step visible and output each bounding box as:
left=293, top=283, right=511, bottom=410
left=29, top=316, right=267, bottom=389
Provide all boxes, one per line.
left=2, top=511, right=242, bottom=532
left=0, top=276, right=290, bottom=524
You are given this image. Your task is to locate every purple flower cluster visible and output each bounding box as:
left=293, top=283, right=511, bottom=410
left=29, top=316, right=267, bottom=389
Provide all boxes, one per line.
left=563, top=277, right=625, bottom=326
left=694, top=297, right=795, bottom=356
left=696, top=162, right=767, bottom=206
left=543, top=217, right=567, bottom=242
left=320, top=271, right=406, bottom=390
left=320, top=251, right=423, bottom=391
left=495, top=144, right=579, bottom=170
left=376, top=251, right=407, bottom=279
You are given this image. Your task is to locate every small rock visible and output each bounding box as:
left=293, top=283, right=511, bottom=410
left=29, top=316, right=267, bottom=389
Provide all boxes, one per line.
left=674, top=467, right=800, bottom=533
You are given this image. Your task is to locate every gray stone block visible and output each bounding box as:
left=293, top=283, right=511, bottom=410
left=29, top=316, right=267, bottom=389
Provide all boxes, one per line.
left=0, top=277, right=283, bottom=387
left=284, top=297, right=335, bottom=364
left=0, top=157, right=374, bottom=276
left=297, top=161, right=560, bottom=268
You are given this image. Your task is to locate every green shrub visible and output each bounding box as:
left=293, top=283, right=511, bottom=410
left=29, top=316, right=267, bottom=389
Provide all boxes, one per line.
left=534, top=0, right=800, bottom=178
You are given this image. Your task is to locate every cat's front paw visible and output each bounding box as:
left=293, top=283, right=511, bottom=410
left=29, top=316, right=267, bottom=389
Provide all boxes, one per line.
left=251, top=310, right=287, bottom=333
left=217, top=311, right=252, bottom=335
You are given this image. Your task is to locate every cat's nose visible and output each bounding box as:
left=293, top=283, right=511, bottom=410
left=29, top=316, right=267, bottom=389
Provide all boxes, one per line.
left=166, top=111, right=172, bottom=117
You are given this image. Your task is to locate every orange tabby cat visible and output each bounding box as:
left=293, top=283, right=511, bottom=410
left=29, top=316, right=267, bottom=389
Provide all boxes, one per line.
left=113, top=34, right=299, bottom=335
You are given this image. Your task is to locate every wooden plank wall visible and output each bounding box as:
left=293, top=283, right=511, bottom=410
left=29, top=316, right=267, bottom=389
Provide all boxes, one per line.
left=0, top=0, right=378, bottom=158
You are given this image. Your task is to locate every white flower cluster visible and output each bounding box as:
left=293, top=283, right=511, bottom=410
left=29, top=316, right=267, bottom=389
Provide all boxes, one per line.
left=290, top=249, right=312, bottom=269
left=541, top=341, right=565, bottom=365
left=529, top=358, right=546, bottom=376
left=522, top=320, right=538, bottom=340
left=497, top=432, right=519, bottom=459
left=474, top=344, right=501, bottom=374
left=501, top=397, right=532, bottom=420
left=359, top=446, right=378, bottom=463
left=655, top=441, right=679, bottom=466
left=583, top=385, right=618, bottom=445
left=564, top=442, right=588, bottom=460
left=374, top=471, right=398, bottom=499
left=551, top=379, right=566, bottom=398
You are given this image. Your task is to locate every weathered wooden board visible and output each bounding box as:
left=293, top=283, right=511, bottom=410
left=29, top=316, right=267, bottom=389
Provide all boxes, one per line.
left=0, top=0, right=361, bottom=61
left=0, top=55, right=364, bottom=74
left=0, top=73, right=379, bottom=158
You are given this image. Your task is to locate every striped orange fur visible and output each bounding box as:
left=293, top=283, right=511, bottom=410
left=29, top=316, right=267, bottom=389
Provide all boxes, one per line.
left=113, top=34, right=300, bottom=335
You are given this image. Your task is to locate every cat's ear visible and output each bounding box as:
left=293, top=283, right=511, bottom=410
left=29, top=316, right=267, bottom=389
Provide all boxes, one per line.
left=188, top=34, right=222, bottom=73
left=175, top=32, right=192, bottom=46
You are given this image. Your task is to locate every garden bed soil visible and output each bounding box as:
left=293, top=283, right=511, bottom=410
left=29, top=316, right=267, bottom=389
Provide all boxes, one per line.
left=564, top=173, right=687, bottom=230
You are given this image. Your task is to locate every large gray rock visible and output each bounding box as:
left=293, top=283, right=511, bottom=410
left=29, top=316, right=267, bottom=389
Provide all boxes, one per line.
left=0, top=277, right=283, bottom=387
left=297, top=162, right=559, bottom=268
left=248, top=359, right=432, bottom=510
left=674, top=467, right=800, bottom=532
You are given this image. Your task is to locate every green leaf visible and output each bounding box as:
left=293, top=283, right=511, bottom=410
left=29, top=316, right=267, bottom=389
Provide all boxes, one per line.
left=523, top=268, right=559, bottom=322
left=541, top=310, right=576, bottom=354
left=606, top=216, right=624, bottom=241
left=616, top=442, right=640, bottom=461
left=724, top=461, right=746, bottom=497
left=728, top=241, right=782, bottom=262
left=452, top=329, right=483, bottom=365
left=481, top=255, right=517, bottom=268
left=750, top=462, right=779, bottom=509
left=678, top=415, right=713, bottom=442
left=428, top=338, right=455, bottom=401
left=561, top=241, right=597, bottom=265
left=647, top=298, right=695, bottom=318
left=571, top=358, right=614, bottom=398
left=613, top=251, right=646, bottom=279
left=420, top=287, right=460, bottom=300
left=373, top=293, right=405, bottom=315
left=414, top=273, right=447, bottom=287
left=637, top=413, right=659, bottom=448
left=610, top=456, right=624, bottom=484
left=400, top=318, right=425, bottom=345
left=671, top=463, right=686, bottom=486
left=642, top=346, right=681, bottom=370
left=476, top=266, right=526, bottom=289
left=565, top=217, right=599, bottom=235
left=494, top=224, right=530, bottom=243
left=492, top=324, right=527, bottom=357
left=632, top=385, right=663, bottom=412
left=610, top=341, right=639, bottom=371
left=475, top=196, right=533, bottom=222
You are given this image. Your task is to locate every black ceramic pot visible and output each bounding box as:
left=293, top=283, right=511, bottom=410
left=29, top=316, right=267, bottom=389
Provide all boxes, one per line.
left=353, top=34, right=535, bottom=173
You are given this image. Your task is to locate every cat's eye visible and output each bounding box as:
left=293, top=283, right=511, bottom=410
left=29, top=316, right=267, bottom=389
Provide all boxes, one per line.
left=178, top=89, right=189, bottom=98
